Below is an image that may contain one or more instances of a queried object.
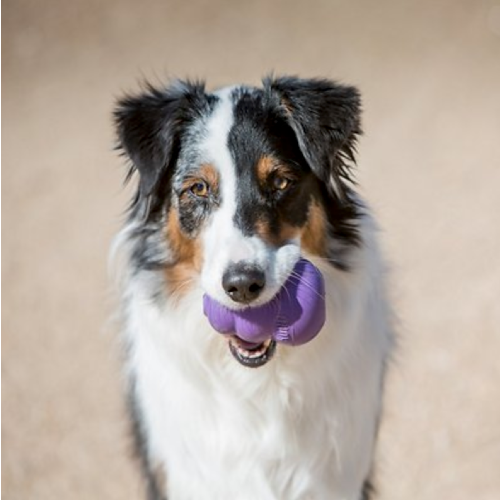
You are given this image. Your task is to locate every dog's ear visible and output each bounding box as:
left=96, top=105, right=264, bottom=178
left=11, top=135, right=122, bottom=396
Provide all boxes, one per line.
left=264, top=76, right=362, bottom=198
left=114, top=80, right=207, bottom=197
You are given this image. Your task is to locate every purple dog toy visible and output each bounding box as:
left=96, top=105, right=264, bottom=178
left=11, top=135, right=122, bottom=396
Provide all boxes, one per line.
left=203, top=259, right=326, bottom=346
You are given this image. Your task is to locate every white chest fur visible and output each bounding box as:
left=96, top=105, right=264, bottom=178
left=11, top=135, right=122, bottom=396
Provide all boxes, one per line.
left=123, top=240, right=392, bottom=500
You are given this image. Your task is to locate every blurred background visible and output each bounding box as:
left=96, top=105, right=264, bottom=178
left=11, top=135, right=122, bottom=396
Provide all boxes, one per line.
left=2, top=0, right=500, bottom=498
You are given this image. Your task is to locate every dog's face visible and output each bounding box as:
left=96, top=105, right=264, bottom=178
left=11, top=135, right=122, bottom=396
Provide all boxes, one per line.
left=115, top=77, right=361, bottom=362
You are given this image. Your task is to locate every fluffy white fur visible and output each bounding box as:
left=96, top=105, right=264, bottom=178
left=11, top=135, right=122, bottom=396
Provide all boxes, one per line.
left=118, top=215, right=391, bottom=500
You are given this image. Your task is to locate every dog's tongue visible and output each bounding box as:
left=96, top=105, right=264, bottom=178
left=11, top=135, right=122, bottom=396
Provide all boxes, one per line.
left=203, top=259, right=326, bottom=346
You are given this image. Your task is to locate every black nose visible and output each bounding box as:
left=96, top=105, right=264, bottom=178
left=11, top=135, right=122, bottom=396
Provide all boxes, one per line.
left=222, top=263, right=266, bottom=304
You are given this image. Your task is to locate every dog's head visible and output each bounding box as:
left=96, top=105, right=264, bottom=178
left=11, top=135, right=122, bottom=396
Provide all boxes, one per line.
left=114, top=76, right=361, bottom=312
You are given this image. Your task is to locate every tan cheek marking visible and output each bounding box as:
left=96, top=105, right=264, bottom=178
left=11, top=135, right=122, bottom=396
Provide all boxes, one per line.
left=255, top=202, right=327, bottom=253
left=254, top=219, right=300, bottom=247
left=164, top=207, right=203, bottom=297
left=301, top=201, right=327, bottom=257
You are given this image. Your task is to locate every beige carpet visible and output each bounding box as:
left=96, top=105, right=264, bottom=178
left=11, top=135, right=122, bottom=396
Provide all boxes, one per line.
left=3, top=0, right=500, bottom=498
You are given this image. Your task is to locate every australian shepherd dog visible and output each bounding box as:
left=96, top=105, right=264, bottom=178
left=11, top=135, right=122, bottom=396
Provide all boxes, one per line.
left=112, top=76, right=393, bottom=500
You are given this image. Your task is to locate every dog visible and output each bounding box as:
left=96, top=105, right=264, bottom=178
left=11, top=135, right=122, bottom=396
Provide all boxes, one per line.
left=112, top=76, right=393, bottom=500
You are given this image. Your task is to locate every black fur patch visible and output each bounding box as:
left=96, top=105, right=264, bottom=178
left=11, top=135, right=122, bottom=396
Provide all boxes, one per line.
left=265, top=76, right=363, bottom=252
left=114, top=80, right=216, bottom=217
left=225, top=79, right=362, bottom=256
left=264, top=76, right=362, bottom=199
left=114, top=81, right=219, bottom=272
left=227, top=88, right=314, bottom=237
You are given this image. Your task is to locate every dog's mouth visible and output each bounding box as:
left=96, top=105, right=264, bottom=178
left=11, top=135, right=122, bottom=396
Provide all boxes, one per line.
left=227, top=336, right=276, bottom=368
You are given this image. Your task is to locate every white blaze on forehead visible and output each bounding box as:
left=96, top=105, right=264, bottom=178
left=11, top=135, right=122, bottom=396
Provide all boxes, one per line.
left=201, top=88, right=251, bottom=270
left=202, top=86, right=238, bottom=220
left=201, top=87, right=248, bottom=256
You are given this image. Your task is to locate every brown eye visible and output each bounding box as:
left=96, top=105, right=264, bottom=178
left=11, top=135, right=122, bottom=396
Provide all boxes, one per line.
left=190, top=180, right=209, bottom=198
left=272, top=175, right=291, bottom=191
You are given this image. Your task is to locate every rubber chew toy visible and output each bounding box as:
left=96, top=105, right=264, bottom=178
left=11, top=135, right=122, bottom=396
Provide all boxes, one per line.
left=203, top=259, right=326, bottom=346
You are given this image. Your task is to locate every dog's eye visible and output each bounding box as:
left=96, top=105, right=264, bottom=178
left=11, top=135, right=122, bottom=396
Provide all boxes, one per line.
left=272, top=175, right=292, bottom=191
left=190, top=180, right=209, bottom=198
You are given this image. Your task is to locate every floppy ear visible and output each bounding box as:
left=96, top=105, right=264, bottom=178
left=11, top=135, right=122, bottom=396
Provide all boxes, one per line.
left=264, top=76, right=362, bottom=198
left=114, top=81, right=207, bottom=197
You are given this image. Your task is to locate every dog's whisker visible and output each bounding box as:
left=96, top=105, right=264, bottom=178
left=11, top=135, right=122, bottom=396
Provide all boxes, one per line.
left=287, top=272, right=327, bottom=301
